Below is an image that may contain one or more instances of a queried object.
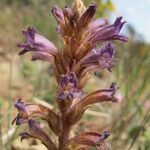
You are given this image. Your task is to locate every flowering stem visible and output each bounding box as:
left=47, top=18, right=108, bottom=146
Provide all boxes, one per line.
left=14, top=0, right=128, bottom=149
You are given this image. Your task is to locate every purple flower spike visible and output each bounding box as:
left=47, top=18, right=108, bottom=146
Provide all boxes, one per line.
left=14, top=1, right=128, bottom=149
left=18, top=27, right=58, bottom=61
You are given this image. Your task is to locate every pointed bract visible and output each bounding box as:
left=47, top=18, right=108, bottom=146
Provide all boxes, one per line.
left=77, top=3, right=98, bottom=31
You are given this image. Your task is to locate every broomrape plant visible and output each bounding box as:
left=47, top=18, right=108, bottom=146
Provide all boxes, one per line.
left=12, top=0, right=127, bottom=149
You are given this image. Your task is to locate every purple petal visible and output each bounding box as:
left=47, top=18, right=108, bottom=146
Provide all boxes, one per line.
left=57, top=88, right=79, bottom=101
left=18, top=43, right=32, bottom=55
left=100, top=43, right=115, bottom=57
left=14, top=99, right=26, bottom=112
left=89, top=18, right=108, bottom=30
left=102, top=131, right=110, bottom=139
left=57, top=91, right=73, bottom=101
left=98, top=43, right=115, bottom=69
left=114, top=17, right=123, bottom=27
left=78, top=43, right=115, bottom=70
left=114, top=16, right=126, bottom=33
left=60, top=74, right=68, bottom=88
left=58, top=72, right=79, bottom=102
left=112, top=34, right=128, bottom=42
left=109, top=82, right=118, bottom=96
left=51, top=6, right=65, bottom=24
left=68, top=72, right=78, bottom=86
left=18, top=27, right=58, bottom=61
left=60, top=72, right=78, bottom=88
left=33, top=34, right=57, bottom=53
left=22, top=27, right=36, bottom=44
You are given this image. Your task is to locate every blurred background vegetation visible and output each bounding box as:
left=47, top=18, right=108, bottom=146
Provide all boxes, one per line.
left=0, top=0, right=149, bottom=150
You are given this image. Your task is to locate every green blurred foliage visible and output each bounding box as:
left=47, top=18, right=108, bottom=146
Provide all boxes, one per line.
left=19, top=60, right=37, bottom=79
left=110, top=25, right=150, bottom=149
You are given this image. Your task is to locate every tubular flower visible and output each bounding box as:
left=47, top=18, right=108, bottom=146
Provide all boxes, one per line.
left=19, top=119, right=57, bottom=150
left=74, top=42, right=115, bottom=73
left=69, top=131, right=110, bottom=147
left=12, top=99, right=62, bottom=135
left=14, top=0, right=128, bottom=149
left=87, top=16, right=128, bottom=44
left=66, top=83, right=117, bottom=125
left=18, top=27, right=58, bottom=61
left=51, top=6, right=65, bottom=24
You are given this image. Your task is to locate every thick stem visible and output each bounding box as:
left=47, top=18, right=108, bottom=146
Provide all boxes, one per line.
left=58, top=120, right=71, bottom=150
